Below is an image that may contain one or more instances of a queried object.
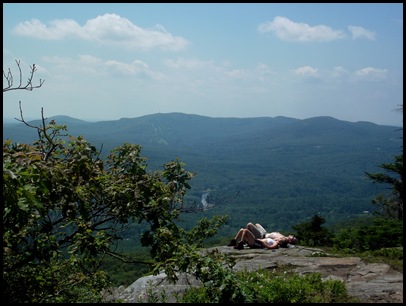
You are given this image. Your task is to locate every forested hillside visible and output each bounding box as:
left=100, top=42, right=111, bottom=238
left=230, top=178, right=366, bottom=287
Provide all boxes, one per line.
left=3, top=112, right=402, bottom=237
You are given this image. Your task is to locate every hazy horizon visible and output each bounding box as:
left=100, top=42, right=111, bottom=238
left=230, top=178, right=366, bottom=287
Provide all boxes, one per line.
left=3, top=111, right=402, bottom=128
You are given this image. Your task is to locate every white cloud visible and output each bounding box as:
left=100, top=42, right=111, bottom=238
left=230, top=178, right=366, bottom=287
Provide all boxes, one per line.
left=293, top=66, right=319, bottom=77
left=164, top=58, right=214, bottom=69
left=332, top=66, right=349, bottom=78
left=12, top=18, right=82, bottom=40
left=224, top=69, right=247, bottom=78
left=104, top=59, right=166, bottom=80
left=353, top=67, right=388, bottom=81
left=78, top=54, right=104, bottom=65
left=105, top=60, right=149, bottom=76
left=258, top=16, right=346, bottom=42
left=348, top=26, right=376, bottom=40
left=12, top=14, right=189, bottom=51
left=43, top=55, right=107, bottom=77
left=42, top=55, right=166, bottom=80
left=255, top=63, right=275, bottom=82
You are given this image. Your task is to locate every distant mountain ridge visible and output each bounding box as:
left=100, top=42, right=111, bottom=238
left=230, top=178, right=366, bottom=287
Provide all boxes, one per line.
left=4, top=112, right=399, bottom=145
left=3, top=113, right=402, bottom=231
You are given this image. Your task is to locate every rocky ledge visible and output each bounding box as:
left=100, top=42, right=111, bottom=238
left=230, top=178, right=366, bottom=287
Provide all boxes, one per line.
left=103, top=245, right=403, bottom=303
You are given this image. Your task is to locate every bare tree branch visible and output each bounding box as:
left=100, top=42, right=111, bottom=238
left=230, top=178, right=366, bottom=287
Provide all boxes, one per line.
left=3, top=59, right=45, bottom=92
left=15, top=101, right=65, bottom=161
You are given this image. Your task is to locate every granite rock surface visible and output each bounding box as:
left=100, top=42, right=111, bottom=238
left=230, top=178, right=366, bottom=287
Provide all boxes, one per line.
left=103, top=245, right=403, bottom=303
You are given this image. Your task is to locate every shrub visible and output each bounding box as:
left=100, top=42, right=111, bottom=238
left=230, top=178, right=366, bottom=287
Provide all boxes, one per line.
left=178, top=268, right=355, bottom=303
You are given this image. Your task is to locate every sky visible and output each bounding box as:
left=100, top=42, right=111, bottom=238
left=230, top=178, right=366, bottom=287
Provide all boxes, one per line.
left=3, top=3, right=403, bottom=126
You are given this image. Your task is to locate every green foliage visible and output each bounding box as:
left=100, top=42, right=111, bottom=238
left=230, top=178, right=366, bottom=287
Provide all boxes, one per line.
left=4, top=65, right=401, bottom=303
left=145, top=284, right=169, bottom=303
left=292, top=215, right=334, bottom=247
left=182, top=248, right=242, bottom=303
left=332, top=218, right=403, bottom=252
left=3, top=256, right=109, bottom=303
left=179, top=268, right=355, bottom=303
left=362, top=246, right=403, bottom=260
left=3, top=117, right=227, bottom=302
left=146, top=216, right=229, bottom=282
left=100, top=248, right=152, bottom=286
left=359, top=247, right=403, bottom=272
left=4, top=112, right=401, bottom=234
left=366, top=152, right=403, bottom=220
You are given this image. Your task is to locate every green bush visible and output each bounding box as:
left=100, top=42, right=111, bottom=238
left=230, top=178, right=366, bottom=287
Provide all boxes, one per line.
left=359, top=247, right=403, bottom=272
left=333, top=218, right=403, bottom=252
left=292, top=215, right=334, bottom=247
left=178, top=268, right=355, bottom=303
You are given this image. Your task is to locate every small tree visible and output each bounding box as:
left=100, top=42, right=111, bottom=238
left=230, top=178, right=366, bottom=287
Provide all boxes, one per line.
left=365, top=153, right=403, bottom=221
left=3, top=62, right=228, bottom=302
left=292, top=215, right=334, bottom=247
left=365, top=104, right=403, bottom=221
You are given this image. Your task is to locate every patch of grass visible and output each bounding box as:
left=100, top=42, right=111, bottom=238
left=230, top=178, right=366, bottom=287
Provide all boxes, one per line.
left=358, top=247, right=403, bottom=272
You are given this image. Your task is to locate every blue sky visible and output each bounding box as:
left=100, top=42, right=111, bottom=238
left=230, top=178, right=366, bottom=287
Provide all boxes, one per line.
left=3, top=3, right=403, bottom=126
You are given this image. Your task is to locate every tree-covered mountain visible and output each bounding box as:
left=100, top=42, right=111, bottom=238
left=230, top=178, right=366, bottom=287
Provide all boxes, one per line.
left=3, top=112, right=402, bottom=235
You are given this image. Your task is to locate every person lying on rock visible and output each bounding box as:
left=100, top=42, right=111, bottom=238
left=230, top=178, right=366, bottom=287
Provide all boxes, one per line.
left=247, top=222, right=298, bottom=247
left=227, top=222, right=298, bottom=249
left=229, top=227, right=280, bottom=250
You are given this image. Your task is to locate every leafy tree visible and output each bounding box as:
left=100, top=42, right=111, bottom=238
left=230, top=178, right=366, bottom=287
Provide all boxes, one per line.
left=3, top=110, right=228, bottom=302
left=365, top=153, right=403, bottom=220
left=3, top=63, right=228, bottom=302
left=365, top=104, right=403, bottom=221
left=292, top=214, right=334, bottom=247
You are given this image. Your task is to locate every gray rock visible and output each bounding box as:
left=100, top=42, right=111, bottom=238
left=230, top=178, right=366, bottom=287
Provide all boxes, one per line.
left=105, top=245, right=403, bottom=303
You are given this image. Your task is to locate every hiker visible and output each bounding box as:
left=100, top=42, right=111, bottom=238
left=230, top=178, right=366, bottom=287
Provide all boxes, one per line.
left=227, top=222, right=298, bottom=248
